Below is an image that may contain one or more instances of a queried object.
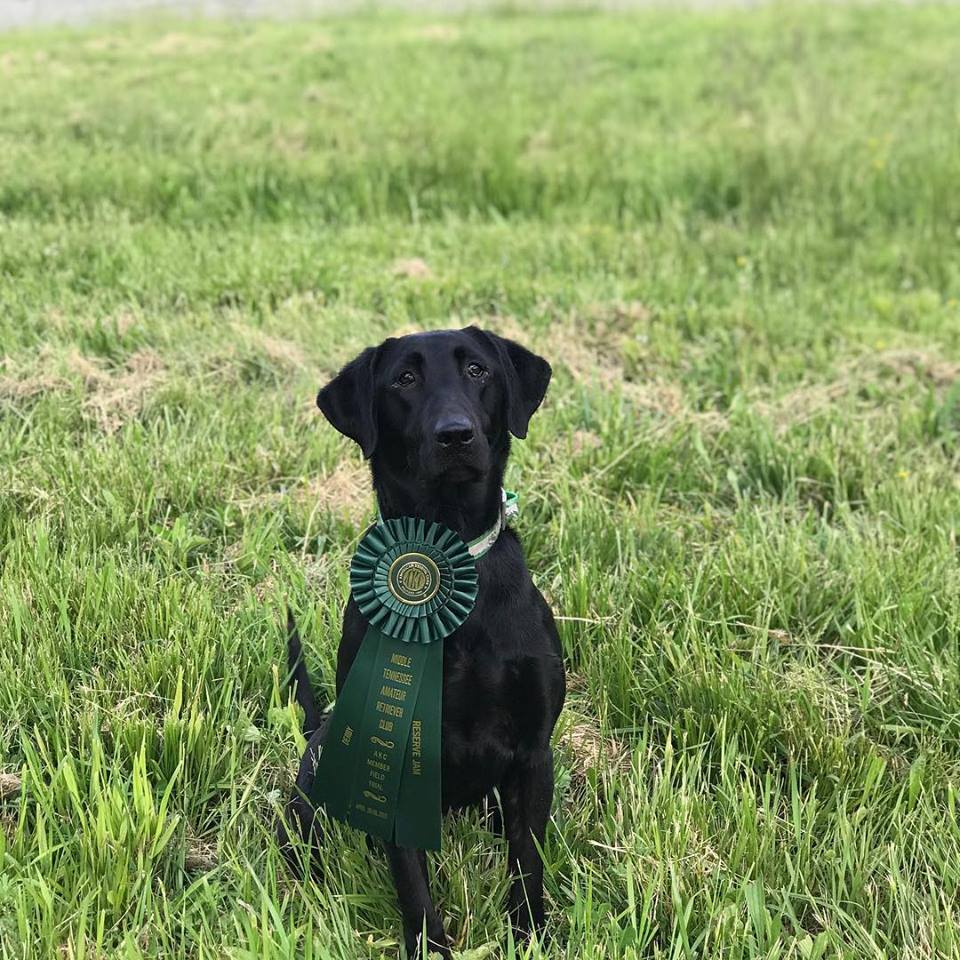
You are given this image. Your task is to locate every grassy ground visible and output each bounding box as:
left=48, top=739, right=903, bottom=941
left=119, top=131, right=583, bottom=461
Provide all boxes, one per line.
left=2, top=4, right=960, bottom=958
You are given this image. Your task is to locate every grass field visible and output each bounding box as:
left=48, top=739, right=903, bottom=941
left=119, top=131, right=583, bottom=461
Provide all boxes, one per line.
left=2, top=3, right=960, bottom=957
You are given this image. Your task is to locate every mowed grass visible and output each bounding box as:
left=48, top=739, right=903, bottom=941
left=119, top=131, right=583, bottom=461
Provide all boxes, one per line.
left=2, top=3, right=960, bottom=957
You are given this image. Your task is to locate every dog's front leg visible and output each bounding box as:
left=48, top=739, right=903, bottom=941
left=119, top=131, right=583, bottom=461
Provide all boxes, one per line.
left=384, top=842, right=450, bottom=958
left=501, top=748, right=554, bottom=939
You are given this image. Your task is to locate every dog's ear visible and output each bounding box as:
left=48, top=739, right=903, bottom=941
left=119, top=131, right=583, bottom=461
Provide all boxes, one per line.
left=317, top=346, right=380, bottom=458
left=466, top=327, right=551, bottom=439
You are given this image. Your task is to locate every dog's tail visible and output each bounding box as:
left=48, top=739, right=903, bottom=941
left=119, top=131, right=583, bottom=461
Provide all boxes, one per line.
left=286, top=607, right=324, bottom=737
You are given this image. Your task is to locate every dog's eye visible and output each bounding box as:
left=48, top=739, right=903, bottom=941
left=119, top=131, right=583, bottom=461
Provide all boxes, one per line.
left=393, top=371, right=416, bottom=387
left=466, top=362, right=486, bottom=379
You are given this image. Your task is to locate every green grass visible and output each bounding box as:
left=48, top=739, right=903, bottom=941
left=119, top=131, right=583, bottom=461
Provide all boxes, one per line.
left=2, top=3, right=960, bottom=957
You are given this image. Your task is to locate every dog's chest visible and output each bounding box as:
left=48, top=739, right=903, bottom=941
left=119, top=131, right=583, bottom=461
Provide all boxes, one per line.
left=437, top=629, right=553, bottom=806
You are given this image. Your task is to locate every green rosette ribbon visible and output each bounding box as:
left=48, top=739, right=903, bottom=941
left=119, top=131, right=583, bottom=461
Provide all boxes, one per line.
left=309, top=517, right=478, bottom=850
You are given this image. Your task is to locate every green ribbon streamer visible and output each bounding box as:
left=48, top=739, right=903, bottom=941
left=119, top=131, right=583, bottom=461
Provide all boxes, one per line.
left=309, top=518, right=478, bottom=850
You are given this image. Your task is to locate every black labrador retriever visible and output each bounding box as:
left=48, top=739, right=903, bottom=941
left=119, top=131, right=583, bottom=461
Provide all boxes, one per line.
left=281, top=326, right=566, bottom=957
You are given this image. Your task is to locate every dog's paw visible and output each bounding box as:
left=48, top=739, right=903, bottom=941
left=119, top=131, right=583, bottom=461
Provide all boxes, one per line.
left=405, top=931, right=452, bottom=960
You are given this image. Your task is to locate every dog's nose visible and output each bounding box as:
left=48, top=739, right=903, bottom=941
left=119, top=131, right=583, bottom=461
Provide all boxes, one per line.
left=435, top=417, right=475, bottom=447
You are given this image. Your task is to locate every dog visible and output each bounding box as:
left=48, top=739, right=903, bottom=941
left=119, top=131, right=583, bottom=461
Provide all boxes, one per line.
left=281, top=326, right=566, bottom=958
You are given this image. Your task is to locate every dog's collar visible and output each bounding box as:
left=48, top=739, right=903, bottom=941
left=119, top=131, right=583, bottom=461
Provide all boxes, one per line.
left=466, top=488, right=519, bottom=558
left=375, top=488, right=519, bottom=560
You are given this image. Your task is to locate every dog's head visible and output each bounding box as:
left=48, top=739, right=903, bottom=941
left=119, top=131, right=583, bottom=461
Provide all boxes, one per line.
left=317, top=327, right=550, bottom=486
